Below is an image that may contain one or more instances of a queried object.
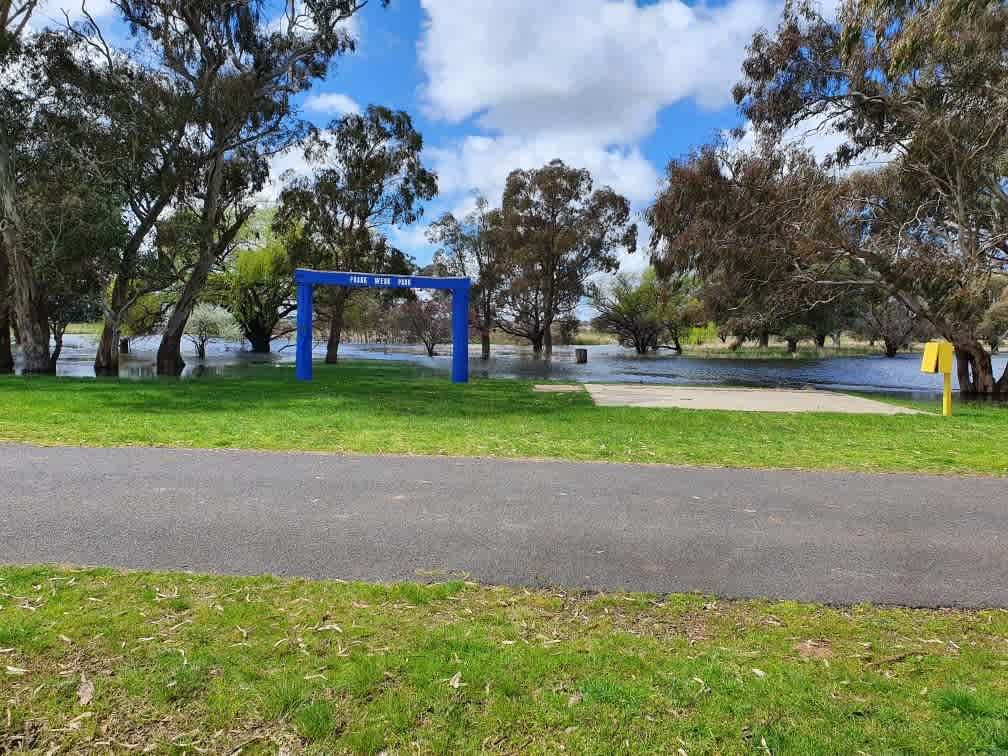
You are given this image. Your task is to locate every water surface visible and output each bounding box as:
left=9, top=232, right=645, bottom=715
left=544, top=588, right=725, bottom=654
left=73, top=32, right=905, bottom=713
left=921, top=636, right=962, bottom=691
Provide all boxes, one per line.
left=26, top=335, right=1007, bottom=400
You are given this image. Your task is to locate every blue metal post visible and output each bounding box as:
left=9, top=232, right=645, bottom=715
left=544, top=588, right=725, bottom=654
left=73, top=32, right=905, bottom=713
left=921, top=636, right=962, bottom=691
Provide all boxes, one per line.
left=295, top=282, right=313, bottom=381
left=451, top=282, right=470, bottom=384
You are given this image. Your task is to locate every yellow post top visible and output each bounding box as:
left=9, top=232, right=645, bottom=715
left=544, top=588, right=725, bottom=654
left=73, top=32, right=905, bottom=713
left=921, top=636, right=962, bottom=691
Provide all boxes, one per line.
left=921, top=341, right=954, bottom=374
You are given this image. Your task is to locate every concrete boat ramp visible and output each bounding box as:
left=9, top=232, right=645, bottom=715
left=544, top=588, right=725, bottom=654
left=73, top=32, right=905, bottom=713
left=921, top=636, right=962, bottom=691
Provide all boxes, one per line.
left=535, top=384, right=921, bottom=415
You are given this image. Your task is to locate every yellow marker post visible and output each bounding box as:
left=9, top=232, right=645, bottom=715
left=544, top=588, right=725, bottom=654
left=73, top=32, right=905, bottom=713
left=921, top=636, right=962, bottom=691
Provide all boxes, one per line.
left=920, top=341, right=954, bottom=417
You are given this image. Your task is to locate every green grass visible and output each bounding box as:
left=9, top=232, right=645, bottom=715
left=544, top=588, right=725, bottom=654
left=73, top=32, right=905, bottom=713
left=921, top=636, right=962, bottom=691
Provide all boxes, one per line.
left=0, top=361, right=1004, bottom=475
left=62, top=322, right=104, bottom=337
left=681, top=343, right=896, bottom=359
left=1, top=565, right=1007, bottom=753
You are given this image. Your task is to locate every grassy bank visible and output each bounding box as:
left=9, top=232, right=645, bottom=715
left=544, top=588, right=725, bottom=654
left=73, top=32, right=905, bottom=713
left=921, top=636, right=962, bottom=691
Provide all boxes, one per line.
left=1, top=566, right=1006, bottom=753
left=0, top=362, right=1004, bottom=475
left=680, top=343, right=900, bottom=359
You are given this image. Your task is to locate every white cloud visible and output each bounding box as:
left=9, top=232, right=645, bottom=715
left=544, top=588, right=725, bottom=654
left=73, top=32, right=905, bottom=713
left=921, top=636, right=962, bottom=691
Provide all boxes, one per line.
left=268, top=4, right=360, bottom=42
left=303, top=92, right=361, bottom=116
left=257, top=144, right=315, bottom=205
left=733, top=113, right=898, bottom=173
left=418, top=0, right=781, bottom=144
left=429, top=134, right=660, bottom=207
left=30, top=0, right=115, bottom=28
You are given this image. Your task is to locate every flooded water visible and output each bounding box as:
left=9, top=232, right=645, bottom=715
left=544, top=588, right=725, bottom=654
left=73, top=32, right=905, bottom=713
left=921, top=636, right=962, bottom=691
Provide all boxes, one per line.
left=23, top=334, right=1008, bottom=400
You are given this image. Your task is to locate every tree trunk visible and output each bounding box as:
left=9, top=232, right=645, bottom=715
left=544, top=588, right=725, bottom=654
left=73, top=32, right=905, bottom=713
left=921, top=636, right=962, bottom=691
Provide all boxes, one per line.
left=883, top=339, right=899, bottom=358
left=48, top=324, right=65, bottom=371
left=543, top=321, right=553, bottom=355
left=815, top=333, right=827, bottom=348
left=530, top=332, right=544, bottom=354
left=786, top=338, right=798, bottom=354
left=758, top=332, right=770, bottom=348
left=94, top=319, right=121, bottom=376
left=95, top=274, right=131, bottom=376
left=0, top=249, right=13, bottom=374
left=246, top=323, right=273, bottom=353
left=480, top=328, right=491, bottom=360
left=954, top=341, right=996, bottom=394
left=325, top=290, right=350, bottom=363
left=1, top=136, right=51, bottom=374
left=156, top=153, right=232, bottom=376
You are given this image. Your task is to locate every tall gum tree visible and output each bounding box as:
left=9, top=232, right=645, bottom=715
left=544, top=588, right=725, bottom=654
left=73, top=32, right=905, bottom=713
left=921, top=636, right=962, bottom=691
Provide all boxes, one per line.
left=274, top=105, right=437, bottom=363
left=62, top=21, right=199, bottom=377
left=0, top=1, right=35, bottom=373
left=732, top=0, right=1008, bottom=392
left=112, top=0, right=383, bottom=376
left=498, top=160, right=637, bottom=356
left=1, top=26, right=111, bottom=373
left=427, top=193, right=506, bottom=360
left=1, top=4, right=59, bottom=373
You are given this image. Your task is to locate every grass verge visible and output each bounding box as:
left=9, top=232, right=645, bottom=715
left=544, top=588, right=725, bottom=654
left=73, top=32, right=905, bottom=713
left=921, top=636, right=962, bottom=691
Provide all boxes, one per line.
left=0, top=361, right=1004, bottom=475
left=2, top=566, right=1006, bottom=753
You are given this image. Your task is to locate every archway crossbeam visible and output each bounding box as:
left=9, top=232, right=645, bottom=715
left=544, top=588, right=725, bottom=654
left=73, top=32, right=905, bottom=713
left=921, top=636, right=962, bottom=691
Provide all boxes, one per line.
left=294, top=269, right=471, bottom=383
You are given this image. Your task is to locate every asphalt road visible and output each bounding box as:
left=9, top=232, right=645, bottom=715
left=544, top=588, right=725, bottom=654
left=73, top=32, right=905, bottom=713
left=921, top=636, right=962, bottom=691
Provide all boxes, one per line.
left=1, top=443, right=1005, bottom=607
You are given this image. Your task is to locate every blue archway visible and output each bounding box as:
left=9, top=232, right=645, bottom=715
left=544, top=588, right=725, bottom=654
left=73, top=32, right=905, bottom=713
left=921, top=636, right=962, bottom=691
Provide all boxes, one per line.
left=294, top=269, right=471, bottom=383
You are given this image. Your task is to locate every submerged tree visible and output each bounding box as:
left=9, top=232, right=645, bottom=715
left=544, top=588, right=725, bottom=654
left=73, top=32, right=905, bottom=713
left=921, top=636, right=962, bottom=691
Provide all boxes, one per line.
left=647, top=140, right=849, bottom=348
left=428, top=193, right=505, bottom=360
left=275, top=105, right=436, bottom=362
left=108, top=0, right=383, bottom=376
left=732, top=0, right=1008, bottom=392
left=396, top=297, right=450, bottom=357
left=184, top=303, right=238, bottom=360
left=859, top=296, right=923, bottom=358
left=217, top=240, right=296, bottom=353
left=498, top=160, right=637, bottom=355
left=590, top=268, right=698, bottom=355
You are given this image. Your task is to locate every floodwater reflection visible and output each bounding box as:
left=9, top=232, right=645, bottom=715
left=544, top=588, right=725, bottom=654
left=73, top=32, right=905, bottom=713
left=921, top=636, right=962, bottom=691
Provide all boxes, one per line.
left=14, top=334, right=1008, bottom=400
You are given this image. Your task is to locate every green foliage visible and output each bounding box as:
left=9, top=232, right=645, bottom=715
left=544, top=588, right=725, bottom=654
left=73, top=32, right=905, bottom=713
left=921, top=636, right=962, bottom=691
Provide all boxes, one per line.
left=213, top=233, right=296, bottom=352
left=497, top=160, right=637, bottom=353
left=120, top=293, right=165, bottom=338
left=590, top=268, right=699, bottom=354
left=183, top=304, right=239, bottom=360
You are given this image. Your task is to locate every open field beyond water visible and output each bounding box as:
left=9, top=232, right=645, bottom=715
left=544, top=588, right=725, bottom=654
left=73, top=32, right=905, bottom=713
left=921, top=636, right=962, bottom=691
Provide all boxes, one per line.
left=0, top=362, right=1005, bottom=475
left=2, top=566, right=1007, bottom=754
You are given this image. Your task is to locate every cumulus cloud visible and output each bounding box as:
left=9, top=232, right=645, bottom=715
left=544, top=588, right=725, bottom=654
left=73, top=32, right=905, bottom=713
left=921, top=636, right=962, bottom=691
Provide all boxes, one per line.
left=428, top=134, right=660, bottom=206
left=302, top=92, right=361, bottom=116
left=418, top=0, right=781, bottom=143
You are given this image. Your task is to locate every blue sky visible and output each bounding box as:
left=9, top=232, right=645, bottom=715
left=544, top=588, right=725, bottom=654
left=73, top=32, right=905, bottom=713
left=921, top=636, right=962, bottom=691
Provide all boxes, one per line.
left=272, top=0, right=803, bottom=270
left=40, top=0, right=837, bottom=271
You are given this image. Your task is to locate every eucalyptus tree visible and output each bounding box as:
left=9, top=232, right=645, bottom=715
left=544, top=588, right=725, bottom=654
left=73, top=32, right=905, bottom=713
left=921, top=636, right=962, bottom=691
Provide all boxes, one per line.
left=275, top=105, right=437, bottom=362
left=498, top=160, right=637, bottom=355
left=647, top=140, right=842, bottom=349
left=733, top=0, right=1008, bottom=392
left=214, top=238, right=297, bottom=353
left=109, top=0, right=382, bottom=375
left=590, top=268, right=698, bottom=355
left=428, top=193, right=506, bottom=360
left=0, top=24, right=86, bottom=372
left=61, top=20, right=200, bottom=376
left=0, top=238, right=11, bottom=373
left=0, top=1, right=35, bottom=372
